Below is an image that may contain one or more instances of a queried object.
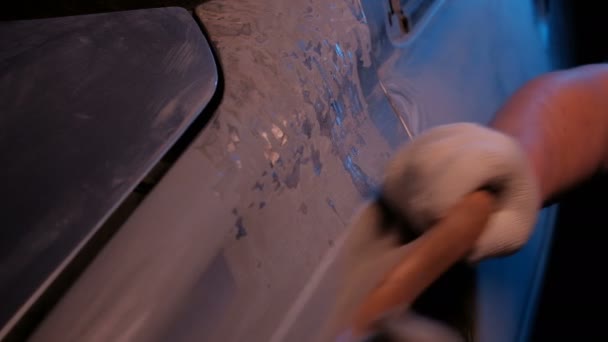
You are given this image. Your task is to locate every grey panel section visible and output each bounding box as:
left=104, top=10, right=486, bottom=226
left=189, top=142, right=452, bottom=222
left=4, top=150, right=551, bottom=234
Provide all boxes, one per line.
left=32, top=1, right=555, bottom=342
left=0, top=7, right=217, bottom=335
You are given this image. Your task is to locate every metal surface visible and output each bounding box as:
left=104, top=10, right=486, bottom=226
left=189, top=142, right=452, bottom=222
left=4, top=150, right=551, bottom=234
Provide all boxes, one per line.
left=32, top=1, right=557, bottom=341
left=0, top=7, right=217, bottom=336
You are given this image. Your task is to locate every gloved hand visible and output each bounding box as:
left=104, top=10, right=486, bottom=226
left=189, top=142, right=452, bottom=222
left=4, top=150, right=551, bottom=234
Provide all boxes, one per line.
left=383, top=122, right=540, bottom=261
left=319, top=123, right=540, bottom=341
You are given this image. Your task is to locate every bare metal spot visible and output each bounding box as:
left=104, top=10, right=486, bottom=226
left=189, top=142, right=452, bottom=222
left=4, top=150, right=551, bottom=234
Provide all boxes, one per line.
left=271, top=123, right=285, bottom=140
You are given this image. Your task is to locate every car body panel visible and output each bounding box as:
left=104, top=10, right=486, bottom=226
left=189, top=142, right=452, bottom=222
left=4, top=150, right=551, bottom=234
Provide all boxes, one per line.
left=26, top=1, right=557, bottom=341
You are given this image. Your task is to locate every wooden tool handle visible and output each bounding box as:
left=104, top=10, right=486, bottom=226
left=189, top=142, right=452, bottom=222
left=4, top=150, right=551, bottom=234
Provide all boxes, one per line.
left=352, top=191, right=496, bottom=334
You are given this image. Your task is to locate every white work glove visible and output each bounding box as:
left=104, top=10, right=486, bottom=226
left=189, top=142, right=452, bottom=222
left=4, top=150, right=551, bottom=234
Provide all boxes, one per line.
left=320, top=123, right=540, bottom=341
left=383, top=122, right=541, bottom=261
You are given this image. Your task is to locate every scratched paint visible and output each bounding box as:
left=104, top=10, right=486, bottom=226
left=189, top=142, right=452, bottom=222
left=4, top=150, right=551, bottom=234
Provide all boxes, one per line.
left=293, top=18, right=379, bottom=196
left=196, top=0, right=380, bottom=199
left=188, top=1, right=394, bottom=341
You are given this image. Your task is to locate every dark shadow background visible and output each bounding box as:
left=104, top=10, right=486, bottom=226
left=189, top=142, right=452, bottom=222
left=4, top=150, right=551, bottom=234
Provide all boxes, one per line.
left=533, top=175, right=608, bottom=341
left=531, top=1, right=608, bottom=340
